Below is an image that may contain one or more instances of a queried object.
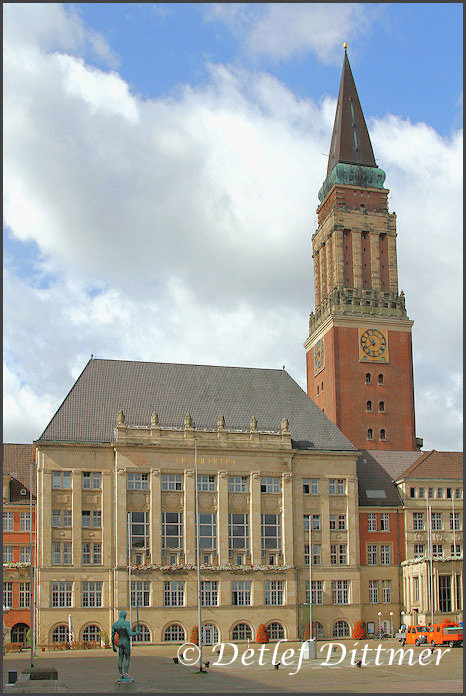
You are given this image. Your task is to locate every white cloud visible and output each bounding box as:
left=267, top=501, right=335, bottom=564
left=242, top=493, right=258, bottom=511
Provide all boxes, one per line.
left=206, top=3, right=382, bottom=63
left=3, top=4, right=462, bottom=451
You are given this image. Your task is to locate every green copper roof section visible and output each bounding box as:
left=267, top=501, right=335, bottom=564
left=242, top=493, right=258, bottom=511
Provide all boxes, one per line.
left=318, top=162, right=386, bottom=202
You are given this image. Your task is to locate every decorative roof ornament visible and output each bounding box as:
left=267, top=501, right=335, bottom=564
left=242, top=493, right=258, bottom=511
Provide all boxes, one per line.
left=343, top=41, right=348, bottom=51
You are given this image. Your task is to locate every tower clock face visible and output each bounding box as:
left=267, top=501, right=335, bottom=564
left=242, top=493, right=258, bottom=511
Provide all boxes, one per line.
left=359, top=328, right=388, bottom=362
left=314, top=338, right=325, bottom=374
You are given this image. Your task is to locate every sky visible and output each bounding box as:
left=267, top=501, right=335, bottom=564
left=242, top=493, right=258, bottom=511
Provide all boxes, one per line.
left=3, top=3, right=463, bottom=450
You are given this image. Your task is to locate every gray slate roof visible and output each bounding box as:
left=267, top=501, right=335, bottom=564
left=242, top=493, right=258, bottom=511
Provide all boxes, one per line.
left=38, top=359, right=356, bottom=452
left=357, top=450, right=422, bottom=507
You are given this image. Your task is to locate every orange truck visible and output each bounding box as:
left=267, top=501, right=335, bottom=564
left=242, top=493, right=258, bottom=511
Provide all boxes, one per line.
left=429, top=620, right=463, bottom=648
left=400, top=625, right=432, bottom=646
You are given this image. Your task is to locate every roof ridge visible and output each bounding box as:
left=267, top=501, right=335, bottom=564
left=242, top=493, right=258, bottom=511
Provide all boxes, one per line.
left=90, top=357, right=289, bottom=373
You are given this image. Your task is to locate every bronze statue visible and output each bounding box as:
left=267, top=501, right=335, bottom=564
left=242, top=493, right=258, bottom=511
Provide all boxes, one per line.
left=111, top=610, right=140, bottom=682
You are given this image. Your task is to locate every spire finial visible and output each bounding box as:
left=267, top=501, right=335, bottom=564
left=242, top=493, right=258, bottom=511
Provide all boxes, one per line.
left=343, top=41, right=348, bottom=51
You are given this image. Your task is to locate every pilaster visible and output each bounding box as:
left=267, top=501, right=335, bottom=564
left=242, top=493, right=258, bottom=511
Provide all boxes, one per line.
left=334, top=229, right=345, bottom=288
left=370, top=233, right=381, bottom=290
left=150, top=469, right=161, bottom=564
left=320, top=480, right=330, bottom=565
left=217, top=471, right=229, bottom=565
left=387, top=235, right=398, bottom=294
left=102, top=471, right=113, bottom=568
left=115, top=460, right=128, bottom=567
left=282, top=474, right=293, bottom=565
left=314, top=250, right=321, bottom=307
left=71, top=470, right=82, bottom=566
left=184, top=471, right=195, bottom=564
left=250, top=473, right=262, bottom=565
left=352, top=230, right=362, bottom=289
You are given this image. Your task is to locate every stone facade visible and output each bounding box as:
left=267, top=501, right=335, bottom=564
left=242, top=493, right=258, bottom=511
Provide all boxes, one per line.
left=34, top=418, right=361, bottom=644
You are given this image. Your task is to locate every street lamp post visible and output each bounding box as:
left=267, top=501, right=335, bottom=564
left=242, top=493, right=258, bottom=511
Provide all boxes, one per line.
left=377, top=611, right=382, bottom=639
left=389, top=612, right=394, bottom=638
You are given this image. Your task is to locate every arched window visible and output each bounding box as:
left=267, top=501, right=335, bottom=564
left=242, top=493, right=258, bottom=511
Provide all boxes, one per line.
left=379, top=401, right=385, bottom=412
left=132, top=624, right=151, bottom=642
left=380, top=429, right=386, bottom=441
left=365, top=373, right=371, bottom=384
left=164, top=624, right=185, bottom=643
left=267, top=622, right=285, bottom=640
left=51, top=625, right=70, bottom=643
left=367, top=428, right=373, bottom=440
left=366, top=401, right=372, bottom=411
left=313, top=621, right=324, bottom=638
left=378, top=373, right=384, bottom=384
left=232, top=623, right=252, bottom=641
left=11, top=623, right=29, bottom=644
left=82, top=625, right=101, bottom=643
left=332, top=620, right=350, bottom=637
left=360, top=204, right=366, bottom=212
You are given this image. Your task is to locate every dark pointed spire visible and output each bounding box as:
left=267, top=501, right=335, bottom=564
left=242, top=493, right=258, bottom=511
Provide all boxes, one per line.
left=326, top=45, right=377, bottom=175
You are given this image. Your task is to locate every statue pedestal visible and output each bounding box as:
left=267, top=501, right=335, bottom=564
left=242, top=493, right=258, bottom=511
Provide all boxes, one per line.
left=115, top=680, right=137, bottom=693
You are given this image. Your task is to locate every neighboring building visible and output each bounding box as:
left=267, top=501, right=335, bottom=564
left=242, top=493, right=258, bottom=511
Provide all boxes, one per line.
left=3, top=444, right=36, bottom=645
left=395, top=451, right=463, bottom=625
left=304, top=46, right=418, bottom=452
left=34, top=360, right=362, bottom=645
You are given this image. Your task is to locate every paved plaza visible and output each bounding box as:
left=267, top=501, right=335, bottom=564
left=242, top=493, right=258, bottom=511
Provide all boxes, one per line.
left=3, top=640, right=463, bottom=693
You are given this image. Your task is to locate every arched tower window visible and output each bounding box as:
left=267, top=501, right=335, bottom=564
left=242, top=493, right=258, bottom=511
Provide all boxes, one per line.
left=367, top=428, right=373, bottom=440
left=378, top=373, right=384, bottom=384
left=379, top=401, right=385, bottom=412
left=380, top=429, right=386, bottom=441
left=366, top=401, right=372, bottom=412
left=365, top=373, right=371, bottom=384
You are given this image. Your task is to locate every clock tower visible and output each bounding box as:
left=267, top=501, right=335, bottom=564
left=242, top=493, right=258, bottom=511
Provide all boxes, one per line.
left=304, top=47, right=417, bottom=451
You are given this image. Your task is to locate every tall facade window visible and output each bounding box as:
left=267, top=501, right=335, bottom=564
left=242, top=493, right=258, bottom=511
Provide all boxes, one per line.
left=437, top=488, right=444, bottom=499
left=418, top=487, right=425, bottom=498
left=261, top=514, right=281, bottom=550
left=3, top=512, right=14, bottom=531
left=162, top=512, right=183, bottom=549
left=304, top=544, right=322, bottom=565
left=3, top=582, right=13, bottom=606
left=201, top=581, right=218, bottom=606
left=197, top=475, right=216, bottom=491
left=367, top=428, right=373, bottom=440
left=228, top=514, right=249, bottom=549
left=260, top=477, right=280, bottom=493
left=332, top=580, right=349, bottom=604
left=82, top=542, right=102, bottom=565
left=438, top=575, right=452, bottom=612
left=382, top=580, right=392, bottom=603
left=161, top=474, right=183, bottom=491
left=51, top=542, right=72, bottom=565
left=3, top=547, right=13, bottom=563
left=413, top=576, right=419, bottom=603
left=82, top=510, right=102, bottom=528
left=432, top=544, right=443, bottom=558
left=19, top=547, right=31, bottom=563
left=130, top=512, right=150, bottom=549
left=20, top=512, right=31, bottom=531
left=52, top=471, right=71, bottom=489
left=311, top=479, right=319, bottom=495
left=451, top=544, right=462, bottom=556
left=329, top=479, right=345, bottom=495
left=369, top=580, right=378, bottom=604
left=380, top=545, right=391, bottom=565
left=127, top=473, right=149, bottom=490
left=52, top=581, right=72, bottom=607
left=82, top=581, right=103, bottom=607
left=52, top=510, right=72, bottom=528
left=450, top=512, right=461, bottom=531
left=197, top=513, right=217, bottom=550
left=228, top=476, right=248, bottom=492
left=414, top=544, right=425, bottom=558
left=330, top=544, right=347, bottom=565
left=413, top=512, right=424, bottom=530
left=164, top=580, right=184, bottom=607
left=431, top=512, right=442, bottom=531
left=305, top=580, right=323, bottom=605
left=367, top=545, right=377, bottom=565
left=231, top=580, right=251, bottom=606
left=302, top=478, right=310, bottom=494
left=428, top=488, right=434, bottom=498
left=264, top=580, right=284, bottom=605
left=380, top=513, right=390, bottom=531
left=131, top=581, right=150, bottom=607
left=82, top=472, right=101, bottom=489
left=329, top=514, right=346, bottom=530
left=311, top=514, right=320, bottom=530
left=368, top=513, right=377, bottom=531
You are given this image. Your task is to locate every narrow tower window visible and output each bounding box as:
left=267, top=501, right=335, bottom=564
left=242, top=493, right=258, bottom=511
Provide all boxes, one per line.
left=367, top=428, right=373, bottom=440
left=379, top=401, right=385, bottom=412
left=380, top=429, right=386, bottom=441
left=365, top=373, right=371, bottom=384
left=378, top=374, right=384, bottom=384
left=366, top=401, right=372, bottom=412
